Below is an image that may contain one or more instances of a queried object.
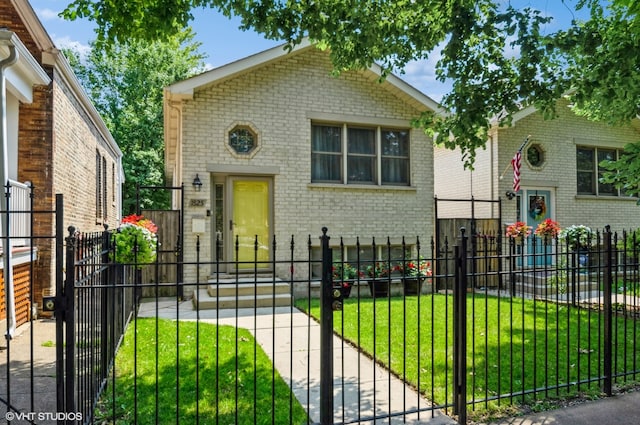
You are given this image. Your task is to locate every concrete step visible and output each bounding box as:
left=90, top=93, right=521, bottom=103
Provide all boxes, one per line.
left=193, top=289, right=292, bottom=310
left=206, top=280, right=291, bottom=297
left=193, top=275, right=292, bottom=310
left=513, top=273, right=599, bottom=296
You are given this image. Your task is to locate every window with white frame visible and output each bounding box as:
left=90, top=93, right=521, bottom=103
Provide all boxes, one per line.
left=311, top=123, right=410, bottom=185
left=576, top=146, right=623, bottom=196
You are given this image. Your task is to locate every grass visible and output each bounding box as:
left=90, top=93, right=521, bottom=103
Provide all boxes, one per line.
left=610, top=278, right=640, bottom=297
left=296, top=293, right=640, bottom=418
left=95, top=318, right=308, bottom=425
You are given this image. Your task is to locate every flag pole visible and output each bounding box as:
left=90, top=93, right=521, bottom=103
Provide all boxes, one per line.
left=499, top=135, right=531, bottom=180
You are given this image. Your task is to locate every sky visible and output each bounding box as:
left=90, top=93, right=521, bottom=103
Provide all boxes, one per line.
left=29, top=0, right=590, bottom=102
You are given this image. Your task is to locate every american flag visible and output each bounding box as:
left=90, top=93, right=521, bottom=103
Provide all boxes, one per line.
left=511, top=150, right=522, bottom=192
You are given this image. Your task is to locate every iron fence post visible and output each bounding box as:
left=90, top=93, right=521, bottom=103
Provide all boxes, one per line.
left=100, top=227, right=110, bottom=379
left=63, top=225, right=77, bottom=422
left=453, top=228, right=468, bottom=425
left=319, top=227, right=333, bottom=425
left=55, top=194, right=65, bottom=416
left=603, top=225, right=613, bottom=395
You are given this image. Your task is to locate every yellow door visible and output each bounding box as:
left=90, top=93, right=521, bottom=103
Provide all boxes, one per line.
left=231, top=179, right=271, bottom=269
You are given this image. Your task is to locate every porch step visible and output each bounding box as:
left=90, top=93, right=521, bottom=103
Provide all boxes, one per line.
left=193, top=277, right=292, bottom=310
left=513, top=273, right=599, bottom=297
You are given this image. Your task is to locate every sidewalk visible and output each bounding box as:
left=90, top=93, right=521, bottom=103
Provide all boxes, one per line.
left=484, top=390, right=640, bottom=425
left=0, top=318, right=58, bottom=425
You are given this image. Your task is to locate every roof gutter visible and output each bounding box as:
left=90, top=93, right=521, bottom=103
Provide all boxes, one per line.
left=0, top=33, right=18, bottom=339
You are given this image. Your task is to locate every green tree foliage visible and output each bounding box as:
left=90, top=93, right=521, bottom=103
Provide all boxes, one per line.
left=65, top=29, right=205, bottom=214
left=61, top=1, right=640, bottom=178
left=600, top=142, right=640, bottom=202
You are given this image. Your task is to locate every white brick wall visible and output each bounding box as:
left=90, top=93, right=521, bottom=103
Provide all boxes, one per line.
left=499, top=101, right=640, bottom=233
left=436, top=99, right=640, bottom=234
left=176, top=48, right=435, bottom=285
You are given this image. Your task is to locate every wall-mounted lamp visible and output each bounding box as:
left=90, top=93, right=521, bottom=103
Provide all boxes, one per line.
left=192, top=174, right=202, bottom=192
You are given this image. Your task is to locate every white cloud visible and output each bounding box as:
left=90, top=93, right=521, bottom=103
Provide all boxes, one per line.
left=35, top=8, right=62, bottom=21
left=53, top=35, right=91, bottom=58
left=401, top=57, right=451, bottom=102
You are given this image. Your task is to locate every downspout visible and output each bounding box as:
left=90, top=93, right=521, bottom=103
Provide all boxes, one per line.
left=0, top=43, right=18, bottom=339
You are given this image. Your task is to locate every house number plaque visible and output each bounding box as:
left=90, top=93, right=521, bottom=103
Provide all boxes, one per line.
left=190, top=199, right=206, bottom=207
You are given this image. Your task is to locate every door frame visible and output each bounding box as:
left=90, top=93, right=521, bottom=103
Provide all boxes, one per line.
left=211, top=174, right=274, bottom=273
left=517, top=186, right=556, bottom=266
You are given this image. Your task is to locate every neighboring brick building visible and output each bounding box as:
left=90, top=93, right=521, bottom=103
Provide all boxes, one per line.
left=164, top=40, right=443, bottom=291
left=1, top=0, right=123, bottom=322
left=434, top=99, right=640, bottom=235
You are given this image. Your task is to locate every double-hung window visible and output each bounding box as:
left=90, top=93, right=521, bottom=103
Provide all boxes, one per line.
left=576, top=146, right=621, bottom=196
left=311, top=123, right=410, bottom=186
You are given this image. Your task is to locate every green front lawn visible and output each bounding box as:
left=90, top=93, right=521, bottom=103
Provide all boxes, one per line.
left=297, top=293, right=640, bottom=416
left=95, top=318, right=308, bottom=425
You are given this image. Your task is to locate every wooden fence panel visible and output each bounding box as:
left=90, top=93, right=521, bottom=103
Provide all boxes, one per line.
left=141, top=210, right=180, bottom=297
left=436, top=218, right=501, bottom=289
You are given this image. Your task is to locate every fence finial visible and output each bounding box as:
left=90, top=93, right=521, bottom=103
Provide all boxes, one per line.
left=68, top=226, right=76, bottom=237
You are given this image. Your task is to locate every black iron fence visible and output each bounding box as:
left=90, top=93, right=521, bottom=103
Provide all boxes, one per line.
left=59, top=226, right=640, bottom=424
left=58, top=228, right=138, bottom=424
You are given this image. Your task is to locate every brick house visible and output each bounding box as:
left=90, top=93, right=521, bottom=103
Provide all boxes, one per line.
left=1, top=1, right=123, bottom=326
left=163, top=40, right=443, bottom=291
left=434, top=99, right=640, bottom=236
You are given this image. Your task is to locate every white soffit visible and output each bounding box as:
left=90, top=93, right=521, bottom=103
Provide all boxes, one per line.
left=0, top=30, right=50, bottom=103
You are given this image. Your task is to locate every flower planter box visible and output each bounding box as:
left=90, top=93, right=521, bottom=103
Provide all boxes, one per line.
left=367, top=278, right=390, bottom=298
left=402, top=277, right=425, bottom=296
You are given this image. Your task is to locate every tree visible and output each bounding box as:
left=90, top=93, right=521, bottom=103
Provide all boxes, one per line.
left=600, top=143, right=640, bottom=202
left=60, top=1, right=640, bottom=171
left=65, top=29, right=206, bottom=214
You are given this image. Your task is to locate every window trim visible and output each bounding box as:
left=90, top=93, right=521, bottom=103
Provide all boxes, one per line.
left=311, top=122, right=411, bottom=187
left=576, top=145, right=624, bottom=197
left=224, top=121, right=262, bottom=159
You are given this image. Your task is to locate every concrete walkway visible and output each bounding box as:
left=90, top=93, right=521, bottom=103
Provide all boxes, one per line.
left=0, top=318, right=58, bottom=425
left=484, top=390, right=640, bottom=425
left=138, top=299, right=457, bottom=424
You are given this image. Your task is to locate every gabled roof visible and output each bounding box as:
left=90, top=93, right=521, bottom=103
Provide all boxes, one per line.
left=165, top=38, right=447, bottom=116
left=500, top=100, right=640, bottom=132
